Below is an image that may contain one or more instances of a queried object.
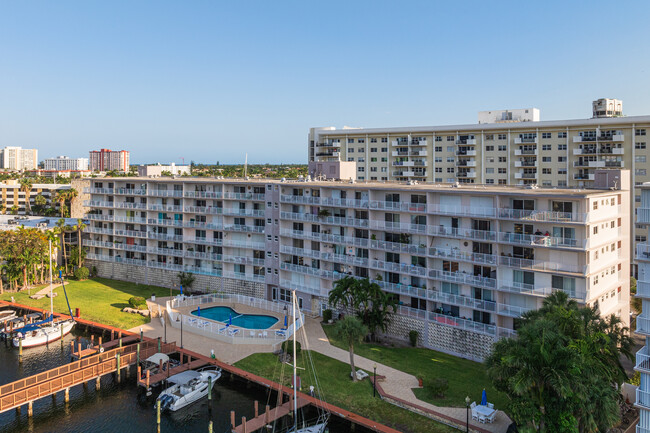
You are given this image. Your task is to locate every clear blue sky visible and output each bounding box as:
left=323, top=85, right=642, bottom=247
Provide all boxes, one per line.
left=1, top=1, right=649, bottom=164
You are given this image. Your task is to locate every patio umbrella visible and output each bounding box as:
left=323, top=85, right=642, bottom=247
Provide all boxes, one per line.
left=197, top=306, right=201, bottom=317
left=180, top=285, right=183, bottom=295
left=284, top=315, right=288, bottom=328
left=228, top=313, right=232, bottom=326
left=481, top=388, right=487, bottom=406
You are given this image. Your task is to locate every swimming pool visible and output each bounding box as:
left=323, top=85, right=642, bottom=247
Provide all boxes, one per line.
left=190, top=306, right=279, bottom=329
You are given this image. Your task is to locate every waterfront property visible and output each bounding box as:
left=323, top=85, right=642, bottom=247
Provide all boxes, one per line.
left=83, top=169, right=631, bottom=360
left=307, top=100, right=650, bottom=268
left=190, top=306, right=278, bottom=329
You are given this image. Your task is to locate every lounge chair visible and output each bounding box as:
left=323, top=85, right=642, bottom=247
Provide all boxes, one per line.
left=228, top=328, right=239, bottom=337
left=275, top=330, right=286, bottom=338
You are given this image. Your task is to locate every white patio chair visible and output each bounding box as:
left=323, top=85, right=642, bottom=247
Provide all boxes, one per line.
left=488, top=412, right=497, bottom=423
left=470, top=401, right=477, bottom=409
left=262, top=331, right=268, bottom=338
left=487, top=402, right=494, bottom=409
left=478, top=414, right=487, bottom=424
left=471, top=409, right=478, bottom=421
left=249, top=330, right=255, bottom=338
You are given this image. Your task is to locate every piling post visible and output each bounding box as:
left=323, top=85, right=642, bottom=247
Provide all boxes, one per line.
left=18, top=338, right=22, bottom=363
left=146, top=369, right=150, bottom=392
left=116, top=353, right=121, bottom=383
left=119, top=337, right=122, bottom=348
left=137, top=365, right=142, bottom=385
left=64, top=388, right=69, bottom=403
left=16, top=406, right=20, bottom=415
left=27, top=401, right=33, bottom=417
left=264, top=405, right=270, bottom=424
left=136, top=343, right=140, bottom=365
left=230, top=411, right=235, bottom=429
left=208, top=420, right=213, bottom=433
left=111, top=330, right=114, bottom=341
left=140, top=327, right=143, bottom=342
left=254, top=400, right=258, bottom=418
left=96, top=376, right=101, bottom=390
left=208, top=376, right=212, bottom=401
left=156, top=399, right=161, bottom=433
left=242, top=416, right=247, bottom=433
left=157, top=336, right=161, bottom=352
left=60, top=324, right=64, bottom=347
left=98, top=336, right=102, bottom=346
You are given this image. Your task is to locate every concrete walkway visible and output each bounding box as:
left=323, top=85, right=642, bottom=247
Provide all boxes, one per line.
left=136, top=298, right=511, bottom=432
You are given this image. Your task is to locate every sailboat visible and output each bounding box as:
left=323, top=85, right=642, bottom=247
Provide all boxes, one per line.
left=286, top=290, right=329, bottom=433
left=12, top=240, right=75, bottom=348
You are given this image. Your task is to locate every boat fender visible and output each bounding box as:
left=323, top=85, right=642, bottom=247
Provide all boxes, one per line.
left=99, top=347, right=104, bottom=353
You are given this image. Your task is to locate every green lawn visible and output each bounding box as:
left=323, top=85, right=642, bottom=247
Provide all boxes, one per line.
left=235, top=351, right=457, bottom=433
left=0, top=277, right=177, bottom=329
left=322, top=324, right=508, bottom=411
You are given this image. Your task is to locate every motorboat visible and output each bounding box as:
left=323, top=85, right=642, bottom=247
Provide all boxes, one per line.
left=0, top=310, right=16, bottom=323
left=157, top=366, right=221, bottom=412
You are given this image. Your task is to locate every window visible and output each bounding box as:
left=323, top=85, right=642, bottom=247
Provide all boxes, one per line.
left=636, top=142, right=646, bottom=149
left=558, top=180, right=567, bottom=186
left=435, top=167, right=442, bottom=173
left=558, top=132, right=567, bottom=138
left=558, top=168, right=567, bottom=174
left=357, top=167, right=364, bottom=172
left=447, top=146, right=454, bottom=152
left=381, top=157, right=387, bottom=162
left=358, top=147, right=365, bottom=152
left=447, top=167, right=455, bottom=173
left=636, top=155, right=647, bottom=163
left=348, top=148, right=354, bottom=153
left=486, top=179, right=494, bottom=184
left=542, top=133, right=552, bottom=139
left=434, top=157, right=442, bottom=163
left=498, top=179, right=507, bottom=185
left=381, top=138, right=388, bottom=143
left=381, top=167, right=387, bottom=172
left=593, top=201, right=598, bottom=210
left=435, top=146, right=442, bottom=152
left=370, top=167, right=377, bottom=172
left=347, top=157, right=354, bottom=162
left=435, top=177, right=443, bottom=182
left=636, top=169, right=647, bottom=176
left=370, top=138, right=377, bottom=143
left=558, top=144, right=567, bottom=150
left=498, top=145, right=507, bottom=151
left=370, top=148, right=377, bottom=152
left=498, top=157, right=507, bottom=162
left=447, top=157, right=454, bottom=163
left=542, top=156, right=551, bottom=162
left=435, top=136, right=442, bottom=142
left=485, top=134, right=494, bottom=140
left=381, top=147, right=387, bottom=152
left=498, top=168, right=507, bottom=174
left=485, top=168, right=494, bottom=174
left=542, top=168, right=552, bottom=174
left=347, top=138, right=354, bottom=144
left=593, top=225, right=598, bottom=234
left=558, top=156, right=566, bottom=162
left=447, top=136, right=454, bottom=141
left=486, top=145, right=494, bottom=151
left=498, top=134, right=506, bottom=140
left=370, top=157, right=377, bottom=162
left=357, top=157, right=364, bottom=162
left=542, top=180, right=552, bottom=186
left=486, top=157, right=494, bottom=163
left=542, top=144, right=552, bottom=151
left=636, top=129, right=647, bottom=136
left=357, top=139, right=365, bottom=143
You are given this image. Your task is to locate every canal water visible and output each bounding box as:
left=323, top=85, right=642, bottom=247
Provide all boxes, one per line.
left=0, top=329, right=360, bottom=433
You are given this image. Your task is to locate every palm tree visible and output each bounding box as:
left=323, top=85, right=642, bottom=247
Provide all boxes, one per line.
left=66, top=188, right=78, bottom=216
left=177, top=271, right=195, bottom=291
left=0, top=201, right=5, bottom=215
left=55, top=219, right=68, bottom=273
left=332, top=316, right=367, bottom=382
left=10, top=205, right=18, bottom=215
left=54, top=190, right=67, bottom=218
left=74, top=218, right=86, bottom=268
left=19, top=178, right=33, bottom=215
left=33, top=194, right=47, bottom=215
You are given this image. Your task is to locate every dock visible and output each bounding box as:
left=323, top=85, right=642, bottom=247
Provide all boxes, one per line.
left=137, top=351, right=208, bottom=389
left=70, top=334, right=141, bottom=360
left=232, top=398, right=310, bottom=433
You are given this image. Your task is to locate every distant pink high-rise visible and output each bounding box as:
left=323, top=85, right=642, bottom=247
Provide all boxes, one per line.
left=89, top=148, right=130, bottom=172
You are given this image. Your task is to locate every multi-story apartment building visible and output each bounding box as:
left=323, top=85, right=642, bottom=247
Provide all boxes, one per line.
left=307, top=100, right=650, bottom=267
left=89, top=149, right=130, bottom=172
left=0, top=147, right=38, bottom=170
left=635, top=183, right=650, bottom=429
left=0, top=180, right=70, bottom=214
left=44, top=156, right=89, bottom=171
left=83, top=169, right=630, bottom=360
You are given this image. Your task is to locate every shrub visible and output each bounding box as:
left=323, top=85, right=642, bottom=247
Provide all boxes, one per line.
left=91, top=265, right=98, bottom=277
left=281, top=340, right=302, bottom=356
left=74, top=266, right=90, bottom=281
left=429, top=378, right=449, bottom=398
left=128, top=296, right=148, bottom=310
left=409, top=330, right=419, bottom=347
left=322, top=309, right=333, bottom=323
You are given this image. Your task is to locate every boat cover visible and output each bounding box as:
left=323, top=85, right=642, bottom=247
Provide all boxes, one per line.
left=145, top=353, right=170, bottom=365
left=167, top=370, right=202, bottom=385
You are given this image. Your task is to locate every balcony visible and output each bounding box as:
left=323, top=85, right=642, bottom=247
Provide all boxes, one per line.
left=456, top=159, right=477, bottom=167
left=411, top=139, right=427, bottom=147
left=637, top=208, right=650, bottom=224
left=114, top=188, right=147, bottom=196
left=410, top=150, right=427, bottom=156
left=370, top=220, right=427, bottom=234
left=84, top=200, right=114, bottom=208
left=498, top=303, right=534, bottom=318
left=456, top=150, right=477, bottom=156
left=637, top=280, right=650, bottom=299
left=279, top=279, right=323, bottom=296
left=184, top=251, right=222, bottom=261
left=573, top=173, right=595, bottom=181
left=636, top=314, right=650, bottom=336
left=223, top=224, right=265, bottom=233
left=222, top=208, right=265, bottom=217
left=573, top=147, right=598, bottom=155
left=280, top=195, right=321, bottom=205
left=86, top=214, right=114, bottom=222
left=456, top=138, right=476, bottom=145
left=149, top=190, right=183, bottom=198
left=114, top=202, right=147, bottom=210
left=499, top=231, right=583, bottom=249
left=637, top=244, right=650, bottom=262
left=223, top=192, right=265, bottom=201
left=636, top=388, right=650, bottom=409
left=514, top=160, right=536, bottom=167
left=499, top=255, right=585, bottom=275
left=498, top=208, right=587, bottom=223
left=392, top=150, right=409, bottom=157
left=84, top=187, right=114, bottom=194
left=148, top=218, right=184, bottom=227
left=370, top=201, right=426, bottom=212
left=148, top=204, right=183, bottom=212
left=393, top=171, right=415, bottom=177
left=222, top=239, right=266, bottom=249
left=85, top=226, right=114, bottom=235
left=393, top=161, right=415, bottom=167
left=428, top=269, right=497, bottom=289
left=573, top=134, right=624, bottom=143
left=114, top=229, right=148, bottom=238
left=573, top=160, right=605, bottom=168
left=183, top=191, right=222, bottom=199
left=148, top=232, right=184, bottom=242
left=635, top=345, right=650, bottom=374
left=514, top=148, right=537, bottom=156
left=456, top=171, right=476, bottom=178
left=184, top=205, right=223, bottom=215
left=514, top=137, right=538, bottom=144
left=149, top=247, right=184, bottom=257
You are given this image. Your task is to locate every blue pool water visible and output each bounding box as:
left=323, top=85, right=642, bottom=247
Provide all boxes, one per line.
left=191, top=306, right=279, bottom=329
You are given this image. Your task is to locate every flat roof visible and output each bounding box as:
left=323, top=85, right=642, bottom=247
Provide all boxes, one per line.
left=0, top=215, right=81, bottom=230
left=312, top=114, right=650, bottom=136
left=91, top=176, right=622, bottom=197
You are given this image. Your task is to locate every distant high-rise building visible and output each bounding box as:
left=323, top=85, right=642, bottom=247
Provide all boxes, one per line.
left=89, top=149, right=130, bottom=172
left=592, top=98, right=623, bottom=118
left=44, top=156, right=89, bottom=171
left=0, top=147, right=38, bottom=170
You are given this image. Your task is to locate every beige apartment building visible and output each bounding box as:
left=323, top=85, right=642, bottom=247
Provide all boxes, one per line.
left=82, top=170, right=630, bottom=360
left=0, top=147, right=38, bottom=170
left=308, top=103, right=650, bottom=263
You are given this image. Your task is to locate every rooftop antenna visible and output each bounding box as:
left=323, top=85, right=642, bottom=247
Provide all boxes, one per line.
left=244, top=153, right=248, bottom=178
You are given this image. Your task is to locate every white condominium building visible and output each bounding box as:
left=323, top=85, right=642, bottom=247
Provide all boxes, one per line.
left=0, top=180, right=70, bottom=214
left=44, top=156, right=89, bottom=171
left=83, top=169, right=630, bottom=360
left=307, top=100, right=650, bottom=265
left=0, top=147, right=38, bottom=170
left=634, top=184, right=650, bottom=427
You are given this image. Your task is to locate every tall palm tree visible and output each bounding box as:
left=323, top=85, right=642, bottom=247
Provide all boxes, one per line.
left=54, top=190, right=67, bottom=218
left=19, top=178, right=33, bottom=215
left=74, top=218, right=86, bottom=268
left=66, top=188, right=78, bottom=216
left=55, top=218, right=68, bottom=273
left=332, top=316, right=368, bottom=382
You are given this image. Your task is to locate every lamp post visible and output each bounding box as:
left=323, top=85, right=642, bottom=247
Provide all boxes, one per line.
left=164, top=312, right=167, bottom=343
left=176, top=315, right=183, bottom=349
left=465, top=396, right=471, bottom=432
left=373, top=364, right=377, bottom=398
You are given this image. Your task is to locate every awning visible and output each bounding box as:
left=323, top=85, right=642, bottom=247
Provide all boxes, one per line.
left=145, top=353, right=170, bottom=365
left=167, top=370, right=202, bottom=385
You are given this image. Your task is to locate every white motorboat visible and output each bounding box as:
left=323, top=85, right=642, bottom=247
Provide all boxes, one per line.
left=157, top=367, right=222, bottom=412
left=0, top=310, right=16, bottom=323
left=12, top=319, right=75, bottom=348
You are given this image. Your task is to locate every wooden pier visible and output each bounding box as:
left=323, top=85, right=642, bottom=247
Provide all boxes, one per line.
left=0, top=340, right=176, bottom=414
left=70, top=334, right=141, bottom=360
left=137, top=351, right=208, bottom=389
left=232, top=398, right=310, bottom=433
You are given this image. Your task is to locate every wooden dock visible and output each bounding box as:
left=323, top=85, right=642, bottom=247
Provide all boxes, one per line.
left=232, top=398, right=310, bottom=433
left=0, top=340, right=176, bottom=415
left=70, top=334, right=141, bottom=360
left=137, top=351, right=209, bottom=389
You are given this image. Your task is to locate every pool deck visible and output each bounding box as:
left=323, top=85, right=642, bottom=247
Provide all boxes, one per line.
left=174, top=301, right=290, bottom=331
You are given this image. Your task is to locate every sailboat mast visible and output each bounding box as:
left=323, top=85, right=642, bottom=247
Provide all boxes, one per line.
left=49, top=239, right=53, bottom=319
left=292, top=290, right=298, bottom=429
